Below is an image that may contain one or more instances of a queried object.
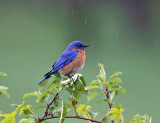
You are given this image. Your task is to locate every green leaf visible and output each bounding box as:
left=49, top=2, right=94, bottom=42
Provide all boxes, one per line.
left=18, top=103, right=38, bottom=119
left=36, top=90, right=52, bottom=103
left=87, top=92, right=98, bottom=103
left=110, top=91, right=115, bottom=101
left=106, top=108, right=124, bottom=122
left=1, top=110, right=17, bottom=123
left=58, top=85, right=63, bottom=92
left=101, top=116, right=107, bottom=123
left=33, top=105, right=46, bottom=111
left=88, top=111, right=98, bottom=120
left=53, top=73, right=61, bottom=83
left=40, top=121, right=50, bottom=123
left=22, top=91, right=39, bottom=100
left=109, top=72, right=122, bottom=79
left=98, top=63, right=106, bottom=81
left=66, top=80, right=85, bottom=99
left=38, top=80, right=49, bottom=90
left=73, top=89, right=82, bottom=99
left=11, top=104, right=19, bottom=108
left=132, top=114, right=144, bottom=120
left=13, top=102, right=24, bottom=112
left=49, top=106, right=55, bottom=112
left=86, top=86, right=101, bottom=90
left=54, top=100, right=59, bottom=107
left=76, top=104, right=92, bottom=117
left=96, top=98, right=104, bottom=106
left=66, top=85, right=74, bottom=93
left=11, top=111, right=17, bottom=118
left=119, top=88, right=126, bottom=94
left=0, top=86, right=10, bottom=98
left=144, top=114, right=150, bottom=123
left=109, top=85, right=121, bottom=92
left=64, top=101, right=71, bottom=111
left=127, top=121, right=137, bottom=123
left=59, top=101, right=67, bottom=123
left=75, top=79, right=88, bottom=94
left=90, top=80, right=99, bottom=86
left=0, top=72, right=7, bottom=77
left=104, top=99, right=110, bottom=104
left=102, top=82, right=110, bottom=87
left=19, top=105, right=32, bottom=116
left=97, top=74, right=105, bottom=83
left=48, top=83, right=56, bottom=92
left=114, top=91, right=119, bottom=97
left=18, top=119, right=34, bottom=123
left=114, top=102, right=122, bottom=109
left=110, top=114, right=117, bottom=120
left=0, top=111, right=3, bottom=117
left=109, top=77, right=122, bottom=84
left=129, top=114, right=152, bottom=123
left=23, top=109, right=33, bottom=116
left=80, top=76, right=86, bottom=86
left=37, top=95, right=47, bottom=103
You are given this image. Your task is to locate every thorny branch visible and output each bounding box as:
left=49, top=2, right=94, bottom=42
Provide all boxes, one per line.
left=43, top=116, right=103, bottom=123
left=38, top=91, right=103, bottom=123
left=39, top=92, right=59, bottom=122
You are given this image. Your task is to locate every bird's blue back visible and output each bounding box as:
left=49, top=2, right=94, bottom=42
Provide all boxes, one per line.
left=51, top=49, right=79, bottom=73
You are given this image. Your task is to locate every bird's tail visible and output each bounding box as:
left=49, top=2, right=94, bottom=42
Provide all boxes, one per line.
left=38, top=70, right=55, bottom=85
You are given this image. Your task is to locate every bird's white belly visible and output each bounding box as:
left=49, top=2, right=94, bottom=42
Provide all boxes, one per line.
left=72, top=64, right=84, bottom=74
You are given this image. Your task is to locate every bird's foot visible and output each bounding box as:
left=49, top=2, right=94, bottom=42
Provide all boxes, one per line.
left=67, top=75, right=74, bottom=82
left=70, top=77, right=74, bottom=82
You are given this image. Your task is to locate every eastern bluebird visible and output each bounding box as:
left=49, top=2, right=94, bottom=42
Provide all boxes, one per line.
left=39, top=41, right=89, bottom=85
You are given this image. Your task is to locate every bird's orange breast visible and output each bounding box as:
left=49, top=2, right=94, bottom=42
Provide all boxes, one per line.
left=58, top=49, right=86, bottom=75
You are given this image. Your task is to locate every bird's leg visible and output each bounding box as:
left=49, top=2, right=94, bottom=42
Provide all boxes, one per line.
left=67, top=74, right=74, bottom=82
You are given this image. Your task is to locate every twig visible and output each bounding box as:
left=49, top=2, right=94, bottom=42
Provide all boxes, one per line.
left=43, top=115, right=103, bottom=123
left=105, top=86, right=114, bottom=123
left=105, top=86, right=112, bottom=109
left=39, top=92, right=59, bottom=122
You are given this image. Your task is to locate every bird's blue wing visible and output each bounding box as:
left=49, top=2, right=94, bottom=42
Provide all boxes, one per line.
left=40, top=50, right=78, bottom=85
left=52, top=50, right=79, bottom=72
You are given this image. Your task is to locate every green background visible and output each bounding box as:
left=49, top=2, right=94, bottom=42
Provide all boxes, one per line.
left=0, top=0, right=160, bottom=122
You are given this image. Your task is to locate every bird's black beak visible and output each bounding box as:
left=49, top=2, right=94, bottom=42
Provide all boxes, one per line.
left=85, top=45, right=89, bottom=48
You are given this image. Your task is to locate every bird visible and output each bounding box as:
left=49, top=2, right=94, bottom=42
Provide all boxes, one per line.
left=39, top=41, right=89, bottom=85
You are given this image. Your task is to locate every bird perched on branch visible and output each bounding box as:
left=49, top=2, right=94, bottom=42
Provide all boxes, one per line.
left=39, top=41, right=89, bottom=85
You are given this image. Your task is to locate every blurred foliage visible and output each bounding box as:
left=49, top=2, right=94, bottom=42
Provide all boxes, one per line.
left=0, top=64, right=151, bottom=123
left=0, top=72, right=9, bottom=98
left=0, top=72, right=7, bottom=77
left=127, top=114, right=152, bottom=123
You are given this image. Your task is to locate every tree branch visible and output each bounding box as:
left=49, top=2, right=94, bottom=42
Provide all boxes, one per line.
left=43, top=115, right=103, bottom=123
left=39, top=92, right=59, bottom=122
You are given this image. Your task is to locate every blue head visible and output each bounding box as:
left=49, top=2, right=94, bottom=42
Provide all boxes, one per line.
left=67, top=41, right=89, bottom=50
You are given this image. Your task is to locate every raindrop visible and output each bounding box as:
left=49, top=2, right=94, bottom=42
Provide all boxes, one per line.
left=24, top=19, right=29, bottom=23
left=129, top=41, right=133, bottom=46
left=75, top=29, right=79, bottom=35
left=154, top=40, right=158, bottom=45
left=72, top=10, right=74, bottom=16
left=116, top=33, right=119, bottom=40
left=85, top=18, right=88, bottom=24
left=100, top=26, right=103, bottom=30
left=41, top=36, right=44, bottom=41
left=132, top=0, right=136, bottom=4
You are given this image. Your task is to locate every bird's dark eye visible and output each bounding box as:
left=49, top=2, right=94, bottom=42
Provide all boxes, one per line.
left=79, top=44, right=82, bottom=47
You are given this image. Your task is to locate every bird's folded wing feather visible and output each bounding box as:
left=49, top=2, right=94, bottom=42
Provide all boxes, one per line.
left=52, top=50, right=79, bottom=72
